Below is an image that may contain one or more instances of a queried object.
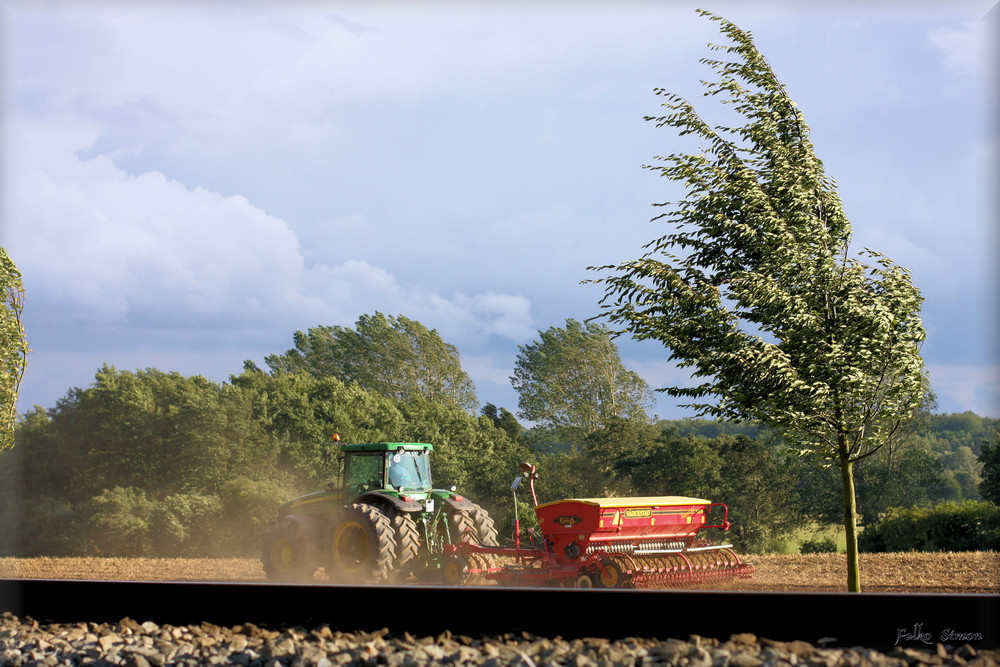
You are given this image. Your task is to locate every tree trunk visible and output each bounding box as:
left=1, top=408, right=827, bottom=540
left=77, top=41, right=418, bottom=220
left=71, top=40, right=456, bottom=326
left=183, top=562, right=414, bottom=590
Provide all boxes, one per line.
left=838, top=434, right=861, bottom=592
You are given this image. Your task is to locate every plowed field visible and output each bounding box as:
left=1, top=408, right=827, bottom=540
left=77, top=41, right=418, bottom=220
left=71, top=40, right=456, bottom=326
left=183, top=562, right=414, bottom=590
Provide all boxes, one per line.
left=2, top=552, right=998, bottom=593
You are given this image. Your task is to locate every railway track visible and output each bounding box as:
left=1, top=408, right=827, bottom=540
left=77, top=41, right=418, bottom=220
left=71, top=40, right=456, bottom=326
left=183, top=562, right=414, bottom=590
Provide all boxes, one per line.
left=2, top=578, right=998, bottom=652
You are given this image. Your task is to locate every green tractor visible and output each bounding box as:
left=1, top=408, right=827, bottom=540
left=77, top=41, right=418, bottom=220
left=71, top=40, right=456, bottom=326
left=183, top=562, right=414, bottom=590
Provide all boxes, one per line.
left=261, top=440, right=499, bottom=584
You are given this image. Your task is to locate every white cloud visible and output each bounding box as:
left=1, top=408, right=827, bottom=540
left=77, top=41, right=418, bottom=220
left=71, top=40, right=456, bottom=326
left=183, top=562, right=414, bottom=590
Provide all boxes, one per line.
left=461, top=354, right=517, bottom=389
left=5, top=117, right=305, bottom=325
left=926, top=15, right=994, bottom=79
left=3, top=113, right=534, bottom=346
left=4, top=3, right=709, bottom=145
left=454, top=293, right=535, bottom=342
left=301, top=260, right=537, bottom=344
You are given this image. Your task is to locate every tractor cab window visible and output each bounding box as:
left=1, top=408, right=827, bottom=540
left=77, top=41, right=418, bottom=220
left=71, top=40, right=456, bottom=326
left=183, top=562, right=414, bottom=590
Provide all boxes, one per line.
left=345, top=453, right=384, bottom=496
left=387, top=449, right=432, bottom=492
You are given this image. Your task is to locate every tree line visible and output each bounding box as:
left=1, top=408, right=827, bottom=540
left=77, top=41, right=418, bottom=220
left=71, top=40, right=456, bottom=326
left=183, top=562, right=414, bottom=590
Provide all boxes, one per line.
left=1, top=312, right=995, bottom=558
left=0, top=369, right=524, bottom=556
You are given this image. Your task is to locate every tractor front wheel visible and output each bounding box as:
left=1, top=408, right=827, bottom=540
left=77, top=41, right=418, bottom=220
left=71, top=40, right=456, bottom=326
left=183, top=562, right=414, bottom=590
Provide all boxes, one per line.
left=261, top=515, right=318, bottom=583
left=324, top=503, right=397, bottom=584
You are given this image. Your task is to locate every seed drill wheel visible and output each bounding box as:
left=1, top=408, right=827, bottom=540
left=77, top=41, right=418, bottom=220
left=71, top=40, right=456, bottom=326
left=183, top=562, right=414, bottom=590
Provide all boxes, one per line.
left=261, top=515, right=318, bottom=583
left=441, top=555, right=470, bottom=585
left=325, top=503, right=397, bottom=584
left=594, top=558, right=629, bottom=589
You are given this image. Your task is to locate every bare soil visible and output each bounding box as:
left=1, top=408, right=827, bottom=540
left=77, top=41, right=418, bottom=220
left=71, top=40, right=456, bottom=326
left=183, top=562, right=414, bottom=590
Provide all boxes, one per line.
left=710, top=551, right=1000, bottom=593
left=2, top=552, right=997, bottom=593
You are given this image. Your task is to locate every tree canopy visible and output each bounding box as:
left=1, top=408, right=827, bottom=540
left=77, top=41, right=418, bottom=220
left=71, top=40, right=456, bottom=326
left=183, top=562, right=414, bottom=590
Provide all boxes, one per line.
left=1, top=361, right=528, bottom=557
left=260, top=312, right=478, bottom=412
left=511, top=319, right=653, bottom=434
left=587, top=10, right=926, bottom=591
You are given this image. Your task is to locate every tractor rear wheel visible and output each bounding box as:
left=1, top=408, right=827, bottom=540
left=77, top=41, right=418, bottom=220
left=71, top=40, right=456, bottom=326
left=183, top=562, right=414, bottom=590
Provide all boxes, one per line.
left=324, top=503, right=397, bottom=584
left=389, top=510, right=421, bottom=581
left=449, top=509, right=476, bottom=544
left=261, top=515, right=318, bottom=583
left=467, top=503, right=499, bottom=547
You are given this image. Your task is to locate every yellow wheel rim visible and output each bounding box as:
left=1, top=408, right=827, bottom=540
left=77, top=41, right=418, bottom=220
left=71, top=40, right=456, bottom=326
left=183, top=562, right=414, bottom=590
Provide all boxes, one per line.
left=333, top=521, right=371, bottom=573
left=599, top=562, right=621, bottom=588
left=442, top=559, right=465, bottom=584
left=268, top=542, right=296, bottom=573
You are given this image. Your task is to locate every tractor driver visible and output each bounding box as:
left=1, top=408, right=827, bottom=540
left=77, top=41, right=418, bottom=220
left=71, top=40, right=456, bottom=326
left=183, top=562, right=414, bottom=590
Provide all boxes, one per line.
left=388, top=456, right=414, bottom=489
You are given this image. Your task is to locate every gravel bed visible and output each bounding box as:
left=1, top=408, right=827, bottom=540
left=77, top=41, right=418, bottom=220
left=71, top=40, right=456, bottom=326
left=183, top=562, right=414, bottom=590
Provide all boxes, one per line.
left=1, top=612, right=996, bottom=667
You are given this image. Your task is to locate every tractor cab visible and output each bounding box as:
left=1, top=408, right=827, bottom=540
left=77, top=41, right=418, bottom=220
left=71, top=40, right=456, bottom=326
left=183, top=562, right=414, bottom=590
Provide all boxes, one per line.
left=340, top=442, right=434, bottom=498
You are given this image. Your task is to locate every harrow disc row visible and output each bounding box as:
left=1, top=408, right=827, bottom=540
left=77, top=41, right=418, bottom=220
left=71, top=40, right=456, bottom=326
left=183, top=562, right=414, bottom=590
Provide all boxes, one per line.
left=447, top=545, right=753, bottom=590
left=596, top=548, right=754, bottom=589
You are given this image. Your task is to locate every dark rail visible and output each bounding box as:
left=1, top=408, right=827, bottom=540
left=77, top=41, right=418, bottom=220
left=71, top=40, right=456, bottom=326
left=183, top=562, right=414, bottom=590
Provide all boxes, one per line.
left=2, top=579, right=997, bottom=652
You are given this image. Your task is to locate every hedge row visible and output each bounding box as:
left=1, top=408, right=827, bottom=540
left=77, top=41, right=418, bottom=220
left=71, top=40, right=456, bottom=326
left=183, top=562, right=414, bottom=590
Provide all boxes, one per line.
left=859, top=501, right=1000, bottom=552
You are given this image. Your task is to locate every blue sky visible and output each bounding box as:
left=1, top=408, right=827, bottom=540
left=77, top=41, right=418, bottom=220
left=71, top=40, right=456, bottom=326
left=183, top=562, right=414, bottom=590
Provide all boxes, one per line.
left=2, top=1, right=997, bottom=421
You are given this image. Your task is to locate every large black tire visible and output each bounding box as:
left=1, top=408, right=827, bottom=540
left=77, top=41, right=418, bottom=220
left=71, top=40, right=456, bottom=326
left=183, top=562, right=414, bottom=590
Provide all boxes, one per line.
left=388, top=510, right=422, bottom=581
left=448, top=509, right=476, bottom=544
left=324, top=503, right=397, bottom=584
left=261, top=515, right=319, bottom=583
left=467, top=503, right=499, bottom=547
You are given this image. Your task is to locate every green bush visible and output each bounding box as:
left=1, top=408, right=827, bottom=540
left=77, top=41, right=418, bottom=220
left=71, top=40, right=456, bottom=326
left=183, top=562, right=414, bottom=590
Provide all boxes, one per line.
left=799, top=536, right=838, bottom=554
left=214, top=475, right=300, bottom=555
left=87, top=486, right=157, bottom=556
left=14, top=496, right=89, bottom=556
left=150, top=492, right=224, bottom=557
left=859, top=501, right=1000, bottom=552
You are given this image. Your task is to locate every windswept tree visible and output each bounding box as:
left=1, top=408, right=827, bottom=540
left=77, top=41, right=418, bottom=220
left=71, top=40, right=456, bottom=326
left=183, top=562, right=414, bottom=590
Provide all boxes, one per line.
left=481, top=403, right=524, bottom=446
left=1, top=248, right=29, bottom=453
left=261, top=312, right=478, bottom=412
left=511, top=319, right=653, bottom=434
left=587, top=11, right=925, bottom=591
